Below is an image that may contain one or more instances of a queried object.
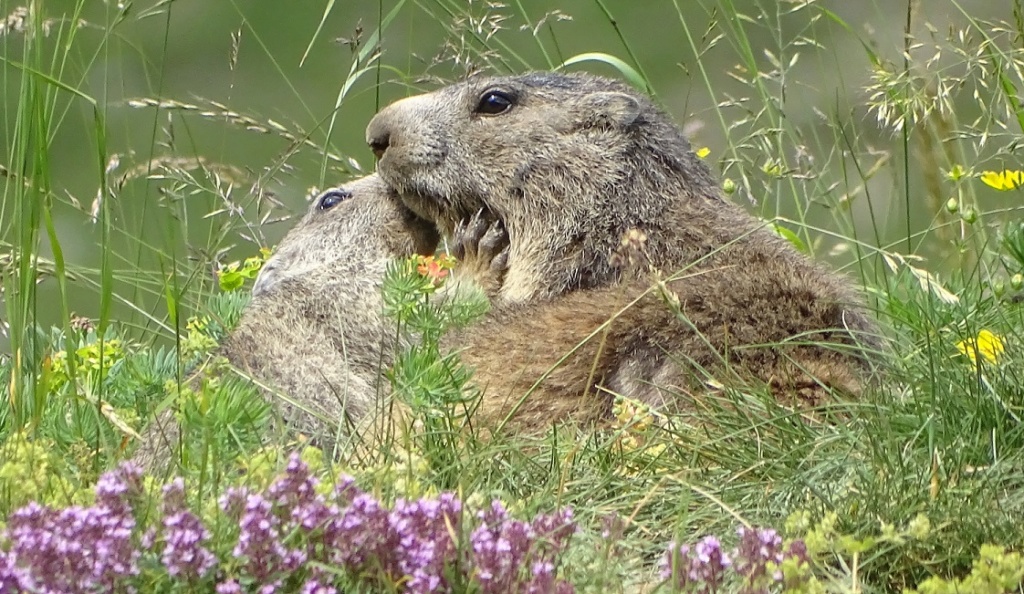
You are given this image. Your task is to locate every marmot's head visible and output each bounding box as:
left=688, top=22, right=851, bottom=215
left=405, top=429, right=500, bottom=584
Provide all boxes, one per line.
left=253, top=174, right=438, bottom=297
left=366, top=72, right=708, bottom=240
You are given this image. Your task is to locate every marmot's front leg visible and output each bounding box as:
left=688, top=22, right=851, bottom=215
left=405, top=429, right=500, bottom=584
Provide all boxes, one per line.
left=448, top=211, right=510, bottom=298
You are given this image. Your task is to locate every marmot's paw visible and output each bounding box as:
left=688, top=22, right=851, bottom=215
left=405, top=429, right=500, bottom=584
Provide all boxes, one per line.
left=450, top=210, right=510, bottom=296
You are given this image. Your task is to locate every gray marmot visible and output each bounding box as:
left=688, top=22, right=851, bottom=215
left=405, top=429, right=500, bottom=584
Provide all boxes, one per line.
left=366, top=71, right=881, bottom=409
left=133, top=174, right=439, bottom=468
left=227, top=174, right=438, bottom=438
left=132, top=174, right=609, bottom=471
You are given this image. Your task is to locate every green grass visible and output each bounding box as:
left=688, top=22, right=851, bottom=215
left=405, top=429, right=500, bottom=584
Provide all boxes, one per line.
left=2, top=0, right=1024, bottom=591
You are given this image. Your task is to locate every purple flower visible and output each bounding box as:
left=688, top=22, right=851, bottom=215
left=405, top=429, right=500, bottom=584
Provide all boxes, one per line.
left=785, top=539, right=809, bottom=564
left=467, top=500, right=576, bottom=594
left=530, top=508, right=577, bottom=554
left=300, top=578, right=338, bottom=594
left=220, top=456, right=339, bottom=585
left=0, top=451, right=588, bottom=593
left=0, top=549, right=27, bottom=593
left=660, top=541, right=693, bottom=590
left=389, top=492, right=462, bottom=593
left=2, top=463, right=142, bottom=593
left=232, top=491, right=293, bottom=582
left=219, top=486, right=251, bottom=517
left=690, top=535, right=732, bottom=593
left=528, top=560, right=556, bottom=593
left=660, top=526, right=814, bottom=593
left=95, top=461, right=144, bottom=511
left=471, top=500, right=535, bottom=592
left=780, top=539, right=813, bottom=590
left=600, top=513, right=625, bottom=541
left=160, top=478, right=217, bottom=580
left=215, top=579, right=243, bottom=593
left=327, top=492, right=397, bottom=571
left=733, top=526, right=784, bottom=593
left=268, top=454, right=331, bottom=531
left=660, top=535, right=731, bottom=593
left=333, top=474, right=361, bottom=506
left=526, top=508, right=576, bottom=593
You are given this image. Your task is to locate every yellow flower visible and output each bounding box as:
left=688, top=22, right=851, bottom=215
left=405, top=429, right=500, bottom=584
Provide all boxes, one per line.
left=695, top=146, right=711, bottom=159
left=979, top=169, right=1024, bottom=191
left=183, top=316, right=218, bottom=355
left=49, top=338, right=125, bottom=387
left=612, top=395, right=654, bottom=433
left=955, top=329, right=1005, bottom=365
left=611, top=395, right=667, bottom=461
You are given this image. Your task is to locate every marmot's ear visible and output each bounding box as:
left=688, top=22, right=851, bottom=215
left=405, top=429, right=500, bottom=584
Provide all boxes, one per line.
left=577, top=91, right=641, bottom=129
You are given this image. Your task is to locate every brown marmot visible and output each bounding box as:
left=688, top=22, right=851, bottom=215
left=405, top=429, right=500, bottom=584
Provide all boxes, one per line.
left=366, top=71, right=882, bottom=409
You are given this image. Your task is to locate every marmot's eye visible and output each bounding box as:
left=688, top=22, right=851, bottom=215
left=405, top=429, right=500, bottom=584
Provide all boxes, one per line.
left=475, top=90, right=514, bottom=115
left=318, top=189, right=352, bottom=210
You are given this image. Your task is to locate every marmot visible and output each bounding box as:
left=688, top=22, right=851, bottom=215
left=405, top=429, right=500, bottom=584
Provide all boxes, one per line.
left=226, top=174, right=439, bottom=438
left=366, top=71, right=882, bottom=409
left=133, top=175, right=439, bottom=468
left=132, top=174, right=599, bottom=469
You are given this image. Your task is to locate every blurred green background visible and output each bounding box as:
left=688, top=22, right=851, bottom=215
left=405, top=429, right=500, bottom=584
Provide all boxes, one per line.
left=0, top=0, right=1014, bottom=349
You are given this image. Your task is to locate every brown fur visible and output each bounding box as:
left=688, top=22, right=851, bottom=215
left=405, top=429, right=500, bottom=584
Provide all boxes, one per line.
left=368, top=71, right=882, bottom=414
left=446, top=255, right=869, bottom=419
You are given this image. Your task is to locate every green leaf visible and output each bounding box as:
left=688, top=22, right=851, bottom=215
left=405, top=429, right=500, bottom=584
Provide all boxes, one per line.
left=557, top=52, right=648, bottom=92
left=769, top=221, right=809, bottom=254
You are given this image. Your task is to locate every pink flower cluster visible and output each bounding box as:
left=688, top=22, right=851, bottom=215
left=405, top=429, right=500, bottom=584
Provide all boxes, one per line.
left=0, top=454, right=579, bottom=593
left=660, top=526, right=812, bottom=593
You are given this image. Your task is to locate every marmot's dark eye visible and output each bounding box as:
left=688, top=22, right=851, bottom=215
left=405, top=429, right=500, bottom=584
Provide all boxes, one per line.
left=318, top=189, right=352, bottom=210
left=475, top=90, right=514, bottom=115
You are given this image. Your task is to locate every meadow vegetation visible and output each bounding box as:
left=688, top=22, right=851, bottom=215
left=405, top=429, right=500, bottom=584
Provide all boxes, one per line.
left=2, top=0, right=1024, bottom=591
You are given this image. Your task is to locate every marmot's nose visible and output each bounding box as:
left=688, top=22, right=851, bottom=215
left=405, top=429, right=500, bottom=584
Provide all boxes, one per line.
left=366, top=117, right=392, bottom=160
left=368, top=134, right=389, bottom=160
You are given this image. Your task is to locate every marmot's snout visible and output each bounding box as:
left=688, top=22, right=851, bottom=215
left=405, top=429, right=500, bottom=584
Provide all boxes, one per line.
left=366, top=94, right=451, bottom=169
left=366, top=108, right=395, bottom=161
left=367, top=130, right=390, bottom=160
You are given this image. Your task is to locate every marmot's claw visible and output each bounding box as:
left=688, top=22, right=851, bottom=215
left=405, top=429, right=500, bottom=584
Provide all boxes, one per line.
left=491, top=245, right=510, bottom=275
left=451, top=219, right=469, bottom=260
left=479, top=221, right=510, bottom=261
left=468, top=209, right=490, bottom=240
left=451, top=212, right=508, bottom=268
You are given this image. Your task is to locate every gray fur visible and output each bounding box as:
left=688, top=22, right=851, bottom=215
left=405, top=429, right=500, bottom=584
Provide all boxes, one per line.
left=132, top=175, right=438, bottom=469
